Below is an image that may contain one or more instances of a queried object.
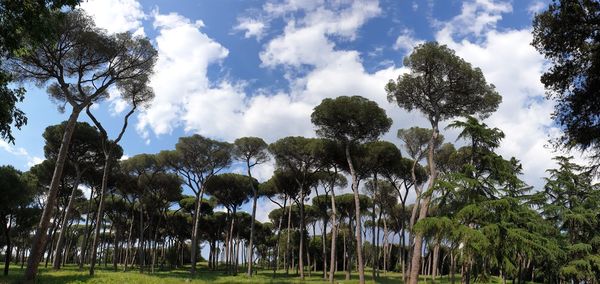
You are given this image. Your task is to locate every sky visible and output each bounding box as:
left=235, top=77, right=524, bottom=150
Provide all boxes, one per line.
left=1, top=0, right=576, bottom=225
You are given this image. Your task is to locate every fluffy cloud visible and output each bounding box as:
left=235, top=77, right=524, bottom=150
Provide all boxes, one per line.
left=80, top=0, right=146, bottom=36
left=393, top=28, right=425, bottom=55
left=234, top=18, right=267, bottom=40
left=1, top=140, right=44, bottom=169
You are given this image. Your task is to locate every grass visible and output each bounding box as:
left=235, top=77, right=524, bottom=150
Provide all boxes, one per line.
left=0, top=263, right=508, bottom=283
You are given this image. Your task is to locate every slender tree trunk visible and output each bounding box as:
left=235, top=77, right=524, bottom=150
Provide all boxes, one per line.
left=53, top=170, right=83, bottom=269
left=432, top=242, right=440, bottom=281
left=190, top=187, right=205, bottom=274
left=246, top=164, right=257, bottom=276
left=329, top=186, right=338, bottom=284
left=124, top=209, right=134, bottom=272
left=25, top=107, right=81, bottom=281
left=89, top=155, right=111, bottom=276
left=4, top=216, right=12, bottom=276
left=274, top=196, right=287, bottom=276
left=79, top=186, right=95, bottom=270
left=139, top=206, right=144, bottom=273
left=299, top=188, right=306, bottom=280
left=345, top=144, right=365, bottom=284
left=408, top=124, right=439, bottom=284
left=322, top=213, right=328, bottom=279
left=285, top=201, right=292, bottom=275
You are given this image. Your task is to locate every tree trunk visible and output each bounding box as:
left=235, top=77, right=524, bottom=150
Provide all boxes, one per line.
left=345, top=144, right=365, bottom=284
left=190, top=186, right=205, bottom=274
left=432, top=242, right=440, bottom=280
left=79, top=186, right=96, bottom=270
left=285, top=200, right=292, bottom=275
left=139, top=206, right=145, bottom=273
left=408, top=123, right=439, bottom=284
left=53, top=170, right=83, bottom=269
left=246, top=164, right=257, bottom=276
left=4, top=216, right=12, bottom=276
left=299, top=187, right=305, bottom=280
left=273, top=196, right=287, bottom=276
left=25, top=108, right=81, bottom=281
left=329, top=183, right=338, bottom=284
left=89, top=154, right=111, bottom=276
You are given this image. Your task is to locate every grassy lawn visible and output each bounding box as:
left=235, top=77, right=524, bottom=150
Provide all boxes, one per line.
left=0, top=263, right=507, bottom=283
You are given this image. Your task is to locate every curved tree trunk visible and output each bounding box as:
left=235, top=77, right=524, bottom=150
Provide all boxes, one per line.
left=25, top=108, right=81, bottom=281
left=53, top=170, right=83, bottom=269
left=345, top=144, right=365, bottom=284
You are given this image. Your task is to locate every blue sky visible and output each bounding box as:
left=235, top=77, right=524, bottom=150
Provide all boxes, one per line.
left=2, top=0, right=564, bottom=224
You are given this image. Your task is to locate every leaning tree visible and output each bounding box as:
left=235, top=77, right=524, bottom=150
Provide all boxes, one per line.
left=386, top=41, right=501, bottom=284
left=311, top=95, right=392, bottom=284
left=10, top=10, right=157, bottom=280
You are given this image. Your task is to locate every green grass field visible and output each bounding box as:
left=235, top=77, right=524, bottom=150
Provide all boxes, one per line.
left=0, top=263, right=510, bottom=283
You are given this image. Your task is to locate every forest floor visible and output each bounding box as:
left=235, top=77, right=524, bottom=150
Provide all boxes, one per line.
left=0, top=263, right=522, bottom=283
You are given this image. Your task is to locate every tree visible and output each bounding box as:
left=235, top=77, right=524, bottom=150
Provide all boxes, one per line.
left=386, top=41, right=501, bottom=284
left=205, top=173, right=256, bottom=275
left=233, top=137, right=269, bottom=276
left=157, top=135, right=232, bottom=274
left=86, top=57, right=155, bottom=277
left=531, top=0, right=600, bottom=166
left=0, top=166, right=34, bottom=275
left=311, top=95, right=392, bottom=284
left=41, top=121, right=102, bottom=270
left=269, top=137, right=324, bottom=279
left=0, top=0, right=80, bottom=143
left=10, top=10, right=157, bottom=280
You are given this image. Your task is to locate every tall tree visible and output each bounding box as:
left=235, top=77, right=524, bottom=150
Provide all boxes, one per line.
left=205, top=173, right=256, bottom=275
left=86, top=61, right=155, bottom=276
left=157, top=135, right=232, bottom=274
left=311, top=95, right=392, bottom=284
left=386, top=41, right=501, bottom=284
left=269, top=137, right=324, bottom=280
left=42, top=121, right=102, bottom=270
left=532, top=0, right=600, bottom=167
left=10, top=10, right=157, bottom=280
left=233, top=137, right=269, bottom=276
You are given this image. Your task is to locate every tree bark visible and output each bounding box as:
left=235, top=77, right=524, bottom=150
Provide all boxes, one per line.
left=408, top=123, right=439, bottom=284
left=328, top=183, right=338, bottom=284
left=89, top=155, right=111, bottom=276
left=53, top=169, right=83, bottom=269
left=4, top=215, right=12, bottom=276
left=246, top=163, right=257, bottom=276
left=345, top=144, right=365, bottom=284
left=25, top=108, right=81, bottom=281
left=190, top=187, right=205, bottom=274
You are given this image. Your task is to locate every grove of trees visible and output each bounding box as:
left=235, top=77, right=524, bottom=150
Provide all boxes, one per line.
left=1, top=1, right=600, bottom=283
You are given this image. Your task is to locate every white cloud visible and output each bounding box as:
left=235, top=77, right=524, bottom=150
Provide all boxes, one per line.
left=435, top=0, right=512, bottom=42
left=234, top=18, right=267, bottom=40
left=527, top=0, right=548, bottom=15
left=1, top=140, right=44, bottom=169
left=0, top=140, right=29, bottom=156
left=136, top=10, right=230, bottom=138
left=80, top=0, right=146, bottom=35
left=26, top=156, right=44, bottom=168
left=393, top=28, right=425, bottom=55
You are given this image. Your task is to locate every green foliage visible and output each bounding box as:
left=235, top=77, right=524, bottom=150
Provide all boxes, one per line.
left=311, top=95, right=392, bottom=144
left=532, top=0, right=600, bottom=157
left=386, top=41, right=501, bottom=124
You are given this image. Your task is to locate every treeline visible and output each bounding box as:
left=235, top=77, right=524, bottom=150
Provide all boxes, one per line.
left=1, top=1, right=600, bottom=284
